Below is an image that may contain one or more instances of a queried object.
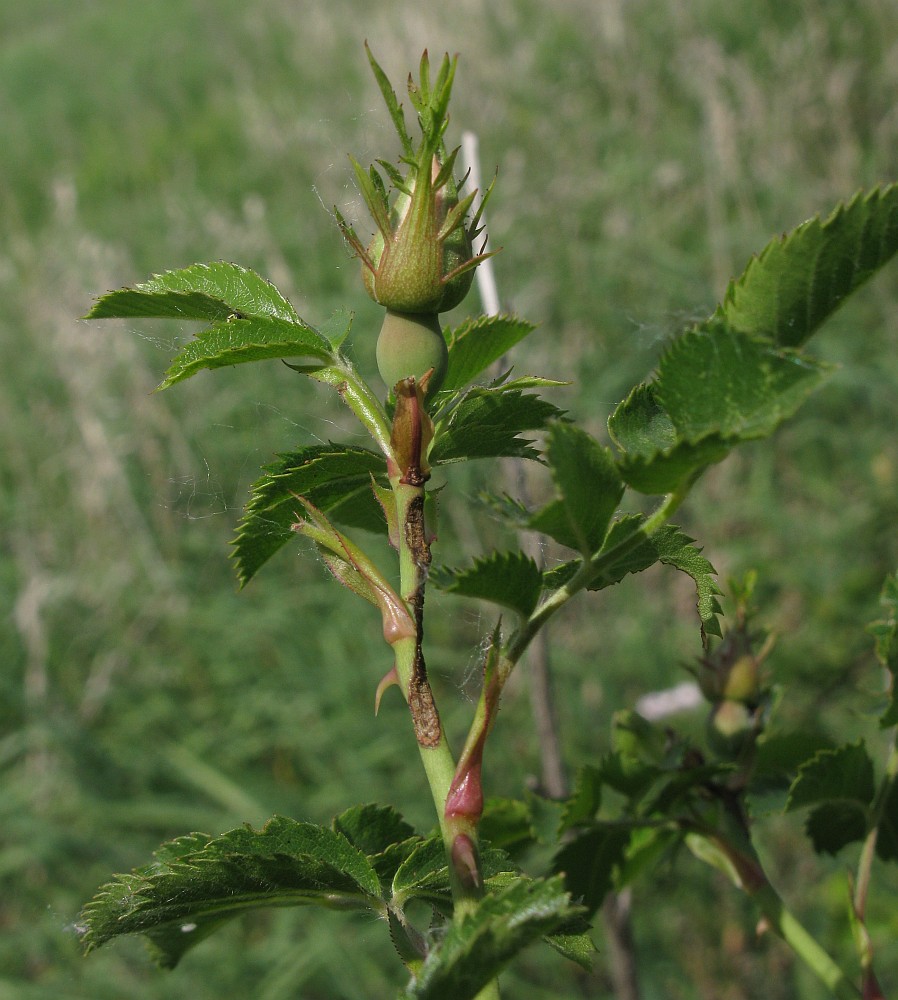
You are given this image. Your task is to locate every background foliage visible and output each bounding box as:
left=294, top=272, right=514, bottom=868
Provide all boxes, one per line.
left=3, top=1, right=898, bottom=996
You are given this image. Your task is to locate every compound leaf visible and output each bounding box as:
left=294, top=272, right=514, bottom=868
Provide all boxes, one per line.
left=88, top=264, right=337, bottom=387
left=431, top=550, right=544, bottom=618
left=402, top=877, right=580, bottom=1000
left=430, top=388, right=562, bottom=465
left=718, top=185, right=898, bottom=348
left=79, top=816, right=382, bottom=968
left=233, top=445, right=387, bottom=586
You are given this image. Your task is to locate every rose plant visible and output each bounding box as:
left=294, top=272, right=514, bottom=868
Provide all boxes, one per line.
left=78, top=47, right=898, bottom=999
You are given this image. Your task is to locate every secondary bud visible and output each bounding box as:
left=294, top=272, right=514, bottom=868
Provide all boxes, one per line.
left=707, top=700, right=757, bottom=759
left=692, top=624, right=768, bottom=708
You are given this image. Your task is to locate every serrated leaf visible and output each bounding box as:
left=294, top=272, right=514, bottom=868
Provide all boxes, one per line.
left=430, top=388, right=562, bottom=465
left=608, top=383, right=677, bottom=457
left=787, top=742, right=876, bottom=811
left=544, top=926, right=597, bottom=971
left=233, top=445, right=387, bottom=585
left=802, top=803, right=869, bottom=855
left=750, top=731, right=836, bottom=795
left=79, top=816, right=383, bottom=967
left=392, top=837, right=453, bottom=907
left=617, top=435, right=732, bottom=494
left=431, top=551, right=543, bottom=618
left=718, top=185, right=898, bottom=348
left=141, top=262, right=301, bottom=321
left=868, top=571, right=898, bottom=728
left=402, top=877, right=580, bottom=1000
left=87, top=261, right=302, bottom=323
left=391, top=838, right=517, bottom=910
left=786, top=743, right=875, bottom=855
left=332, top=803, right=416, bottom=857
left=528, top=423, right=625, bottom=555
left=656, top=320, right=833, bottom=445
left=587, top=519, right=723, bottom=638
left=158, top=315, right=334, bottom=388
left=552, top=826, right=631, bottom=917
left=439, top=315, right=538, bottom=394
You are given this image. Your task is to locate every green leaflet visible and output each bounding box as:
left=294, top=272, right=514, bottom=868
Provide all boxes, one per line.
left=655, top=320, right=833, bottom=445
left=158, top=315, right=333, bottom=388
left=786, top=742, right=876, bottom=856
left=605, top=321, right=833, bottom=496
left=439, top=315, right=538, bottom=395
left=717, top=185, right=898, bottom=348
left=581, top=517, right=723, bottom=638
left=868, top=571, right=898, bottom=728
left=552, top=827, right=631, bottom=918
left=430, top=386, right=563, bottom=465
left=431, top=550, right=544, bottom=619
left=78, top=816, right=383, bottom=969
left=528, top=423, right=625, bottom=555
left=401, top=877, right=581, bottom=1000
left=332, top=803, right=416, bottom=857
left=233, top=444, right=387, bottom=586
left=87, top=262, right=300, bottom=322
left=608, top=383, right=730, bottom=493
left=78, top=806, right=524, bottom=971
left=86, top=262, right=338, bottom=388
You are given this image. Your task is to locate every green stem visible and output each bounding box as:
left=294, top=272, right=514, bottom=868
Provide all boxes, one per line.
left=310, top=360, right=394, bottom=459
left=504, top=483, right=691, bottom=678
left=751, top=882, right=861, bottom=1000
left=855, top=740, right=898, bottom=916
left=392, top=474, right=498, bottom=997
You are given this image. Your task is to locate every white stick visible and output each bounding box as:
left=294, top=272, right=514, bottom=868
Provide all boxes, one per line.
left=461, top=130, right=501, bottom=317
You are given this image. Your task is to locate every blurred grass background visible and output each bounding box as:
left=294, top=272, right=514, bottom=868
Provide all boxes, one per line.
left=2, top=0, right=898, bottom=996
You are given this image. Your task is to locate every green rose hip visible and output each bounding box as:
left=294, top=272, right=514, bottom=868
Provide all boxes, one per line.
left=375, top=311, right=448, bottom=394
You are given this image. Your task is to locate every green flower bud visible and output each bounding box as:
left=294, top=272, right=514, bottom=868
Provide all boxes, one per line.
left=376, top=310, right=448, bottom=395
left=692, top=625, right=768, bottom=708
left=335, top=48, right=496, bottom=315
left=360, top=157, right=479, bottom=314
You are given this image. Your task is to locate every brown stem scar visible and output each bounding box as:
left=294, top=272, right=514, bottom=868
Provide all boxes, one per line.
left=405, top=493, right=441, bottom=747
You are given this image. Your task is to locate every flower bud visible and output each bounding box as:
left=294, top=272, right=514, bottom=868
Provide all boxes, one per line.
left=336, top=49, right=496, bottom=316
left=361, top=157, right=479, bottom=314
left=692, top=625, right=766, bottom=708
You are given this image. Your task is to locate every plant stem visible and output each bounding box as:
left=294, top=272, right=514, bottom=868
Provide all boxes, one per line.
left=504, top=483, right=691, bottom=678
left=390, top=455, right=500, bottom=996
left=750, top=882, right=861, bottom=1000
